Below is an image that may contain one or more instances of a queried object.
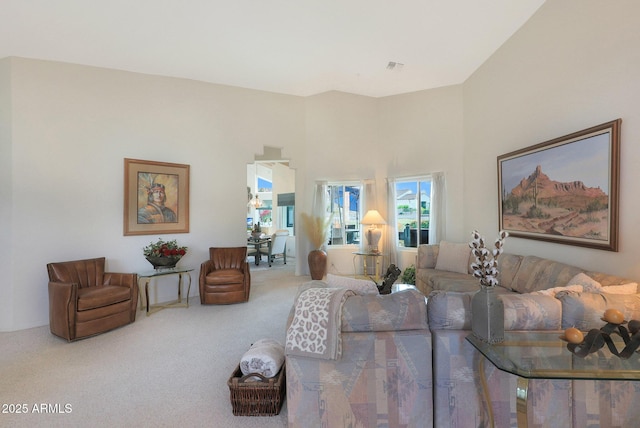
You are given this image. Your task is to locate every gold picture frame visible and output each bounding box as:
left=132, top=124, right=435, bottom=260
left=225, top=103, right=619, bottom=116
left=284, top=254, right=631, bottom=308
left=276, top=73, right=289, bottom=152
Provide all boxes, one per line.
left=124, top=158, right=190, bottom=236
left=498, top=119, right=620, bottom=251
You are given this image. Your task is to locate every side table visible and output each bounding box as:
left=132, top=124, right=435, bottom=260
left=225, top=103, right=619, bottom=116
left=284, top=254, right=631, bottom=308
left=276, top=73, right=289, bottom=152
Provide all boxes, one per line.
left=466, top=331, right=640, bottom=428
left=138, top=266, right=194, bottom=316
left=352, top=251, right=385, bottom=282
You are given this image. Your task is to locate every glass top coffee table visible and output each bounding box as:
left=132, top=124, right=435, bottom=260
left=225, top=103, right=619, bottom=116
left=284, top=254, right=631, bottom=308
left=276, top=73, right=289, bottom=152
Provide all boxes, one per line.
left=466, top=331, right=640, bottom=427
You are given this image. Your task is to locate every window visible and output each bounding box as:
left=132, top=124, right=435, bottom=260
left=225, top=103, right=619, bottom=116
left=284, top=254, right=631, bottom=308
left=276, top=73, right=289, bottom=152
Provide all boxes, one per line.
left=325, top=183, right=362, bottom=246
left=257, top=177, right=272, bottom=192
left=277, top=192, right=295, bottom=235
left=256, top=197, right=272, bottom=226
left=395, top=178, right=431, bottom=248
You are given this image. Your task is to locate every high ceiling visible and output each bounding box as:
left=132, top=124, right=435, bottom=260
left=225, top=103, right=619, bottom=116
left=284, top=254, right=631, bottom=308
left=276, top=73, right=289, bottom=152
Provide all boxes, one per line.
left=0, top=0, right=545, bottom=98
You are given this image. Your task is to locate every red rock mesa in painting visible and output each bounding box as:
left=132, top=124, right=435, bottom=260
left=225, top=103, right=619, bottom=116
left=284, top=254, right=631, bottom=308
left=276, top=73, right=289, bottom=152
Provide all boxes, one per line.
left=502, top=165, right=608, bottom=240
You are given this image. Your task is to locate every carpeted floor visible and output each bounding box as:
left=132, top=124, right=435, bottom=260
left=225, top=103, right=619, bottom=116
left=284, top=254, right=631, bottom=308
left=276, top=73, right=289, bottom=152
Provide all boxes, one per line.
left=0, top=259, right=304, bottom=427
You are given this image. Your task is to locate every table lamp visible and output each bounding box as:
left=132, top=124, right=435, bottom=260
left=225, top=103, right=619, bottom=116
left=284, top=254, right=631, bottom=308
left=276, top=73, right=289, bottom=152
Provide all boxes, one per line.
left=361, top=210, right=386, bottom=253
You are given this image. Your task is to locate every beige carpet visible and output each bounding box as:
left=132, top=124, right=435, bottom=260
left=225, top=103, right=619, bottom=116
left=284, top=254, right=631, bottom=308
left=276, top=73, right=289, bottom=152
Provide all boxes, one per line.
left=0, top=260, right=305, bottom=427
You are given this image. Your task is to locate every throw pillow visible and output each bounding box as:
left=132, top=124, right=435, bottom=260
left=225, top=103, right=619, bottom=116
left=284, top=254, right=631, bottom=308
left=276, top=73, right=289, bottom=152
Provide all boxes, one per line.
left=568, top=272, right=638, bottom=295
left=566, top=272, right=603, bottom=292
left=326, top=274, right=379, bottom=295
left=417, top=244, right=439, bottom=269
left=600, top=283, right=638, bottom=294
left=435, top=241, right=471, bottom=274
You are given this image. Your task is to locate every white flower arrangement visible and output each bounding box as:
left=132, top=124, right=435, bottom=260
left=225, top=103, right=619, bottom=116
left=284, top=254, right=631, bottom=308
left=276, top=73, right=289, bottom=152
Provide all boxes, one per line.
left=469, top=230, right=508, bottom=287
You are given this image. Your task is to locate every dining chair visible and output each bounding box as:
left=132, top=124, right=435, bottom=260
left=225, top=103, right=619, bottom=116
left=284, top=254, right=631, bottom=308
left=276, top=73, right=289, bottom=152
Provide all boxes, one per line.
left=259, top=230, right=289, bottom=267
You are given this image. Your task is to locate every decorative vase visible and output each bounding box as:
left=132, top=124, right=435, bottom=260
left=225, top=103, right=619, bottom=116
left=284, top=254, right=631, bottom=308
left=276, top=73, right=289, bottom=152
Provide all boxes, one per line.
left=308, top=249, right=327, bottom=280
left=471, top=286, right=504, bottom=344
left=145, top=256, right=181, bottom=270
left=251, top=231, right=262, bottom=240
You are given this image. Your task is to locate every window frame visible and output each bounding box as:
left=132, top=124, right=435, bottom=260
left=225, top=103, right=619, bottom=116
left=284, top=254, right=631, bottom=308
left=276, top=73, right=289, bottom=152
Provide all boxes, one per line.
left=394, top=177, right=432, bottom=250
left=325, top=182, right=363, bottom=247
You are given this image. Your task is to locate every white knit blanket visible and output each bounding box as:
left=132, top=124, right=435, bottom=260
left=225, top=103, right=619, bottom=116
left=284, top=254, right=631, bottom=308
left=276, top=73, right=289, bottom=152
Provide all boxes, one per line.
left=285, top=287, right=355, bottom=360
left=239, top=338, right=285, bottom=378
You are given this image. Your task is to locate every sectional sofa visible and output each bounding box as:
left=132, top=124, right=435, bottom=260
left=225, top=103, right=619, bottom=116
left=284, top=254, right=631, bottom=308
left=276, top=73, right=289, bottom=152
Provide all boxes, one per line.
left=285, top=277, right=432, bottom=427
left=419, top=242, right=640, bottom=427
left=285, top=244, right=640, bottom=427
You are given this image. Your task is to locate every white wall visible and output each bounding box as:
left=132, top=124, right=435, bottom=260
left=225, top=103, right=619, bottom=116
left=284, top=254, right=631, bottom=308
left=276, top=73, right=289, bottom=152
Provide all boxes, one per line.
left=300, top=91, right=381, bottom=274
left=0, top=59, right=13, bottom=329
left=271, top=162, right=295, bottom=234
left=2, top=57, right=305, bottom=330
left=378, top=86, right=465, bottom=271
left=463, top=0, right=640, bottom=279
left=299, top=87, right=465, bottom=275
left=3, top=0, right=640, bottom=331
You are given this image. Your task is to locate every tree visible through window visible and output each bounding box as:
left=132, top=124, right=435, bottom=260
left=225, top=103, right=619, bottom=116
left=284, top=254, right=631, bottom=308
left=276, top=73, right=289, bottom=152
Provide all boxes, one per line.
left=395, top=179, right=431, bottom=247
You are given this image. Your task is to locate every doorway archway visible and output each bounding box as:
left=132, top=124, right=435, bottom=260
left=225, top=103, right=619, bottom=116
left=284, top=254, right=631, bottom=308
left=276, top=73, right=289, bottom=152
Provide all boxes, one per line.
left=247, top=147, right=296, bottom=260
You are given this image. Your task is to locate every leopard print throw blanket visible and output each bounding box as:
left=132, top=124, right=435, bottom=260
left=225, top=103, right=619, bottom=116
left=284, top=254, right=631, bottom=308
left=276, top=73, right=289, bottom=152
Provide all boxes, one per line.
left=285, top=287, right=355, bottom=360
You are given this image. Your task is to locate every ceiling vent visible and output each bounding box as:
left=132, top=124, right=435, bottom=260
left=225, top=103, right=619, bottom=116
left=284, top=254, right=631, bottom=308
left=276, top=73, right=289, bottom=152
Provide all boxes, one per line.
left=386, top=61, right=405, bottom=71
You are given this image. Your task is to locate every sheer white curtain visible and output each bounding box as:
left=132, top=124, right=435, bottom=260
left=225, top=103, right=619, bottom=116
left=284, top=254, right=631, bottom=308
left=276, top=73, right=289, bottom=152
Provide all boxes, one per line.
left=298, top=181, right=327, bottom=276
left=385, top=177, right=398, bottom=266
left=429, top=172, right=445, bottom=244
left=312, top=181, right=328, bottom=228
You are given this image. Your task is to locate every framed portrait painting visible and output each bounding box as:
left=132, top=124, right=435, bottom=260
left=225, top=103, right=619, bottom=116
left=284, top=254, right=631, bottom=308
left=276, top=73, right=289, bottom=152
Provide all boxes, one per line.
left=124, top=158, right=190, bottom=236
left=497, top=119, right=620, bottom=251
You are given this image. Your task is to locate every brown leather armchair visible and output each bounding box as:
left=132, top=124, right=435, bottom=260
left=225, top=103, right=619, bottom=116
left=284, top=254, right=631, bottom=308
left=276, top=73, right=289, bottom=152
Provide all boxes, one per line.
left=199, top=247, right=251, bottom=304
left=47, top=257, right=138, bottom=341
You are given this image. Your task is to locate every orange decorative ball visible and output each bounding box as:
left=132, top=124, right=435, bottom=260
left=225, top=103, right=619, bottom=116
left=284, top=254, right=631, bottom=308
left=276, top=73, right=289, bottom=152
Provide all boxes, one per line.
left=564, top=327, right=584, bottom=344
left=604, top=308, right=624, bottom=324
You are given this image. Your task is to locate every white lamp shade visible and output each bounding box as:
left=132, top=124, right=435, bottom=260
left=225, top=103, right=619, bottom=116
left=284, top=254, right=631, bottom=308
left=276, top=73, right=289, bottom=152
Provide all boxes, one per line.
left=361, top=210, right=386, bottom=225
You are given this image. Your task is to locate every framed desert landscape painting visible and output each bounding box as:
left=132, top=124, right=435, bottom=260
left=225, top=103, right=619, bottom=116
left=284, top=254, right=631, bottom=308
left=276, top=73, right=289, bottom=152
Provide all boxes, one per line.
left=124, top=158, right=190, bottom=236
left=498, top=119, right=620, bottom=251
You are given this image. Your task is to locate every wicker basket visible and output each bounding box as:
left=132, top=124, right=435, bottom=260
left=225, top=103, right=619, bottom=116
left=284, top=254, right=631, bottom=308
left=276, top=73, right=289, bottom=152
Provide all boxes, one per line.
left=227, top=364, right=286, bottom=416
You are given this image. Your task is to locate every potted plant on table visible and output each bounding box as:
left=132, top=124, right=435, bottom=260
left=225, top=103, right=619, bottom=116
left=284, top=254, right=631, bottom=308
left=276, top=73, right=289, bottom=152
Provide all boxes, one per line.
left=143, top=238, right=188, bottom=270
left=401, top=265, right=416, bottom=285
left=301, top=213, right=332, bottom=280
left=251, top=222, right=262, bottom=240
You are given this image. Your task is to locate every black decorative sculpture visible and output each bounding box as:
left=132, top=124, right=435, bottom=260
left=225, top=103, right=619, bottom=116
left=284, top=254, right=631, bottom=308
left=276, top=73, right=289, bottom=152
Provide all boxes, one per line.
left=377, top=264, right=402, bottom=295
left=563, top=311, right=640, bottom=359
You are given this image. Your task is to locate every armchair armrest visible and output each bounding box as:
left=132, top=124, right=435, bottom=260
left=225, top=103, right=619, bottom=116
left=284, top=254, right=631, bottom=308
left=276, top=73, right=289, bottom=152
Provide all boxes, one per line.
left=200, top=259, right=215, bottom=274
left=103, top=272, right=137, bottom=288
left=417, top=244, right=439, bottom=269
left=48, top=281, right=78, bottom=340
left=240, top=260, right=250, bottom=274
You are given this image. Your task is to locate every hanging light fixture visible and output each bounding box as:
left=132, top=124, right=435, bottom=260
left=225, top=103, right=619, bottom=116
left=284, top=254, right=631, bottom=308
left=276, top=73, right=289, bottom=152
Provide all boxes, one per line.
left=248, top=194, right=263, bottom=208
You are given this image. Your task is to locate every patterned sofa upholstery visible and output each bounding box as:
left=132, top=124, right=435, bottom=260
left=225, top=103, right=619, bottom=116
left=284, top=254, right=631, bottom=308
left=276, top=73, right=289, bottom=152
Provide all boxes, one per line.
left=285, top=246, right=639, bottom=427
left=285, top=281, right=433, bottom=428
left=420, top=243, right=640, bottom=427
